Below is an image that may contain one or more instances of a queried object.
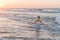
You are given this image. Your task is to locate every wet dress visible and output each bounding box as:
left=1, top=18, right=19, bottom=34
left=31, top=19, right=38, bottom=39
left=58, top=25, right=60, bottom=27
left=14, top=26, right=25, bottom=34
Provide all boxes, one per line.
left=32, top=21, right=42, bottom=32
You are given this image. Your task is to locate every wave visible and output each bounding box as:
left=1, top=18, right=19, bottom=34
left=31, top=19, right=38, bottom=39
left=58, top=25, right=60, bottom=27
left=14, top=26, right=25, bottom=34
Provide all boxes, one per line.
left=6, top=8, right=60, bottom=13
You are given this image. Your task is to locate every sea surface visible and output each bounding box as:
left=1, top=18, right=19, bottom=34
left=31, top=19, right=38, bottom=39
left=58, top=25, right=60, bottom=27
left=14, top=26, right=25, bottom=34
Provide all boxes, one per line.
left=0, top=8, right=60, bottom=40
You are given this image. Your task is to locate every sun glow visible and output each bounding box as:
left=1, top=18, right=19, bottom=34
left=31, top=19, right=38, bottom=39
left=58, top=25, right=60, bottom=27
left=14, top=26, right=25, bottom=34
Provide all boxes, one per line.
left=0, top=0, right=59, bottom=8
left=0, top=0, right=6, bottom=8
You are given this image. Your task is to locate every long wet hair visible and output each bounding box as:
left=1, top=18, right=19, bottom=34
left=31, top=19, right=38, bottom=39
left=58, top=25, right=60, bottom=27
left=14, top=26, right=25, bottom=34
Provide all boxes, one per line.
left=37, top=16, right=41, bottom=19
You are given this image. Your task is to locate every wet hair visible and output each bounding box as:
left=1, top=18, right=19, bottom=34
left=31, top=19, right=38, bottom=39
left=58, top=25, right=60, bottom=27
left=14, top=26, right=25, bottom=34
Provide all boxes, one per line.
left=37, top=16, right=41, bottom=19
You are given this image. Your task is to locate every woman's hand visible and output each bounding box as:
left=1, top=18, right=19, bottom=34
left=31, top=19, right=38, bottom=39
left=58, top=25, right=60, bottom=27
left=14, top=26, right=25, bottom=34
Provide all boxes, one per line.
left=45, top=24, right=48, bottom=26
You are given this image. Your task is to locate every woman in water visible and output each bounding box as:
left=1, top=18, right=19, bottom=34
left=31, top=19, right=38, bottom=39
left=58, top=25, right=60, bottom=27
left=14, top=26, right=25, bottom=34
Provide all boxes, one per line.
left=32, top=16, right=47, bottom=40
left=33, top=16, right=47, bottom=31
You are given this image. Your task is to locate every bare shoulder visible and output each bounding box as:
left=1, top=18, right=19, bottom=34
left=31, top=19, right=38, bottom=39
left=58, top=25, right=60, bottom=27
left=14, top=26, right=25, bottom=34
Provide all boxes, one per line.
left=40, top=19, right=42, bottom=21
left=40, top=19, right=43, bottom=22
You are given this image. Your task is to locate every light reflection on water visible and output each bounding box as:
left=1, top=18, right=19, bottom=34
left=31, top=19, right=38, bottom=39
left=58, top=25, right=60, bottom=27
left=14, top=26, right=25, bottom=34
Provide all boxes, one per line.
left=0, top=11, right=60, bottom=40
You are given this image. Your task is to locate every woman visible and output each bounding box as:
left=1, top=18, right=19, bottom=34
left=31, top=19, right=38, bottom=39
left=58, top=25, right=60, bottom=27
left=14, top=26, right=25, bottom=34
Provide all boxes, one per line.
left=32, top=16, right=47, bottom=40
left=32, top=16, right=47, bottom=32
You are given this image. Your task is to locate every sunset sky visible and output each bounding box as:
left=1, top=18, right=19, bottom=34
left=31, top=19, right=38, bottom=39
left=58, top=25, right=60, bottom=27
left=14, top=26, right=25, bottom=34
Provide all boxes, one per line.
left=0, top=0, right=60, bottom=8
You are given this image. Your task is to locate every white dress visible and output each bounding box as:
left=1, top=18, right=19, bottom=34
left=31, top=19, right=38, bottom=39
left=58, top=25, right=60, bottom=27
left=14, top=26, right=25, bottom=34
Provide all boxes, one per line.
left=32, top=22, right=41, bottom=29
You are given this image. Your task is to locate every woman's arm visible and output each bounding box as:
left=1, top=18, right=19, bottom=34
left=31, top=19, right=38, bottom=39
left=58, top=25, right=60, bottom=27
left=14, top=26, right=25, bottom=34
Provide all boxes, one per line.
left=32, top=20, right=37, bottom=24
left=40, top=19, right=47, bottom=25
left=28, top=20, right=37, bottom=25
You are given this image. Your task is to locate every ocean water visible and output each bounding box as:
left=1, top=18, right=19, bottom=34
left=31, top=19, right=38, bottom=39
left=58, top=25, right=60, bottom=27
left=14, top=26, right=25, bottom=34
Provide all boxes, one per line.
left=0, top=8, right=60, bottom=40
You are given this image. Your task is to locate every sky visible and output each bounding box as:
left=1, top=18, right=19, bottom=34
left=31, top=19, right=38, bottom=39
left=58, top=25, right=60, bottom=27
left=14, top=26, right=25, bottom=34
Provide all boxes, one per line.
left=0, top=0, right=60, bottom=8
